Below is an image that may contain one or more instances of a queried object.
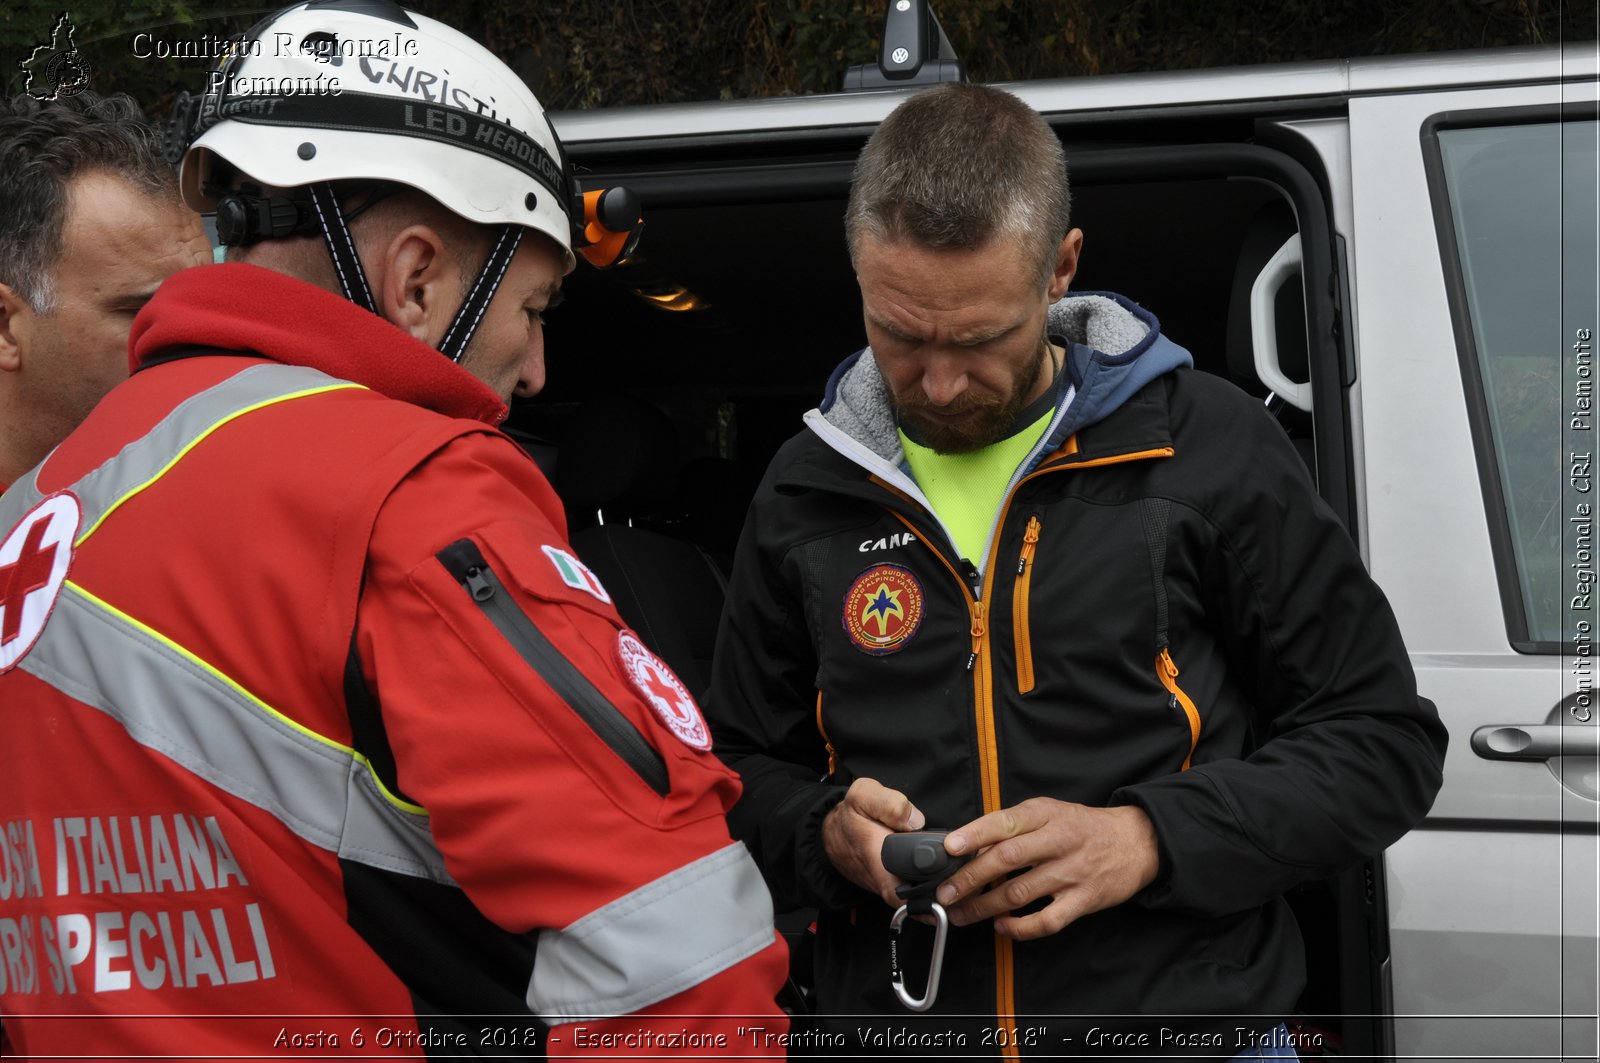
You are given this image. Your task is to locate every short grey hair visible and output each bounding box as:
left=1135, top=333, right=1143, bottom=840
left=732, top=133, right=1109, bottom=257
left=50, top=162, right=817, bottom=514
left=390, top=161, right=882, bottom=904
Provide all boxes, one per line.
left=0, top=92, right=180, bottom=313
left=845, top=83, right=1071, bottom=284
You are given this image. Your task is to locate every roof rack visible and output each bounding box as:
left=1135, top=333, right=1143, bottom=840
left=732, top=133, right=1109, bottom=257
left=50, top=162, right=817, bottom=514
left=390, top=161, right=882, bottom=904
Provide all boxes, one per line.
left=842, top=0, right=965, bottom=92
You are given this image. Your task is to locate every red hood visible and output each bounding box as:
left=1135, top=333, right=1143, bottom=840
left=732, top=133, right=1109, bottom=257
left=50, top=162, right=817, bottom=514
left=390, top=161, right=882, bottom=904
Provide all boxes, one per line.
left=129, top=263, right=509, bottom=425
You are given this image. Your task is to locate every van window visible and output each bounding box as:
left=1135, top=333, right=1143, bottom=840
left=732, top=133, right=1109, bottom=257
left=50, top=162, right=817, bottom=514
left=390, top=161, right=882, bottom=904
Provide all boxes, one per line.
left=1436, top=119, right=1599, bottom=648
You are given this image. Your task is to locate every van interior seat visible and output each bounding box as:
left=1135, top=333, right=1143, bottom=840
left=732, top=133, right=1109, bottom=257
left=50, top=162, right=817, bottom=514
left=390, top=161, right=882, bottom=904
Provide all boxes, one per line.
left=553, top=394, right=729, bottom=698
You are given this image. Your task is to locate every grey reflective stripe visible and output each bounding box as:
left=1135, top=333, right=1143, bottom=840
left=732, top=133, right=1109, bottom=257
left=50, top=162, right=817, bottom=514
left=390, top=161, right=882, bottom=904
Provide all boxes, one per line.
left=0, top=363, right=360, bottom=542
left=528, top=842, right=774, bottom=1020
left=4, top=361, right=451, bottom=883
left=21, top=581, right=453, bottom=883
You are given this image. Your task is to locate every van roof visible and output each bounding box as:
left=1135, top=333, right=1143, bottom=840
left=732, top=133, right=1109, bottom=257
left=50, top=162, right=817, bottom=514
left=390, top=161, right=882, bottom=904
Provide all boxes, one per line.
left=552, top=41, right=1598, bottom=146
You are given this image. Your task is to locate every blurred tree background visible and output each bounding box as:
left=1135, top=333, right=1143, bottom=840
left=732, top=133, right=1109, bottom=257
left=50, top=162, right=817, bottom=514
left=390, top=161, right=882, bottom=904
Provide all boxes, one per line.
left=3, top=0, right=1596, bottom=115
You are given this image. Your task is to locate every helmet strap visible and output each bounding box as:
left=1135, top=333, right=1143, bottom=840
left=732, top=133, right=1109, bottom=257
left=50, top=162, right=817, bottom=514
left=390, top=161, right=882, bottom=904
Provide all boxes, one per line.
left=438, top=225, right=523, bottom=364
left=306, top=181, right=523, bottom=367
left=308, top=181, right=377, bottom=315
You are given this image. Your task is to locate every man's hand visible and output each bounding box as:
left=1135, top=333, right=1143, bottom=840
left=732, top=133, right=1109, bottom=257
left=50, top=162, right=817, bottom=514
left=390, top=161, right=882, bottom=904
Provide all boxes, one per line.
left=822, top=778, right=925, bottom=908
left=932, top=799, right=1159, bottom=941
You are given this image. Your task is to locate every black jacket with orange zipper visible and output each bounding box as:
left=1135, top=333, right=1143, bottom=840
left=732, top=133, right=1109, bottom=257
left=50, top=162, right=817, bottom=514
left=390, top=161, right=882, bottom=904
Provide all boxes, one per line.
left=704, top=292, right=1447, bottom=1054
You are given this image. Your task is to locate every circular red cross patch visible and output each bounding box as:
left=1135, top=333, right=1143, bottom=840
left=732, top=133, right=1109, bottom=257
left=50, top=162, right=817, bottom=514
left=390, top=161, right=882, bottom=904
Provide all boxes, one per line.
left=0, top=492, right=81, bottom=674
left=615, top=629, right=712, bottom=751
left=842, top=563, right=925, bottom=655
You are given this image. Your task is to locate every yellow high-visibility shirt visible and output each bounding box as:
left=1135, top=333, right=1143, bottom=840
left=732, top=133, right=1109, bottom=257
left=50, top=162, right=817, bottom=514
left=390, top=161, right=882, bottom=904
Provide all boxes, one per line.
left=899, top=404, right=1055, bottom=566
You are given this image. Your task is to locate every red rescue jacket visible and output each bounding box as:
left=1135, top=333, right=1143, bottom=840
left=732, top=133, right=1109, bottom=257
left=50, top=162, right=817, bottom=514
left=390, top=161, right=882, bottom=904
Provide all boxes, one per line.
left=0, top=264, right=787, bottom=1059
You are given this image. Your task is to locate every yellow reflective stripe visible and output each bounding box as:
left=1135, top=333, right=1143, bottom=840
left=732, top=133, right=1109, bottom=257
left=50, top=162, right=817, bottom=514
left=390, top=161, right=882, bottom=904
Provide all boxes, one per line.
left=75, top=382, right=365, bottom=545
left=67, top=578, right=426, bottom=816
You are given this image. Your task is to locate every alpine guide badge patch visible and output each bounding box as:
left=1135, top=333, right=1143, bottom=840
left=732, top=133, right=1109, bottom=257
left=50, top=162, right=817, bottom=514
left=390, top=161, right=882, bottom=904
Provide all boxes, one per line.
left=843, top=563, right=925, bottom=655
left=615, top=629, right=712, bottom=750
left=0, top=492, right=82, bottom=673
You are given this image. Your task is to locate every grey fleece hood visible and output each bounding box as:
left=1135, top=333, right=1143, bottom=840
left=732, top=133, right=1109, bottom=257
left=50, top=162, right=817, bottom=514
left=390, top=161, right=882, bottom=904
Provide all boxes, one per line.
left=802, top=290, right=1193, bottom=572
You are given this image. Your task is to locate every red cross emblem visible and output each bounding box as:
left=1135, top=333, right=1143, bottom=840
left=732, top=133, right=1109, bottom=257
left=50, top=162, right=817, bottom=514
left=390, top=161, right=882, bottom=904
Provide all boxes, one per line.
left=614, top=629, right=711, bottom=750
left=0, top=493, right=81, bottom=673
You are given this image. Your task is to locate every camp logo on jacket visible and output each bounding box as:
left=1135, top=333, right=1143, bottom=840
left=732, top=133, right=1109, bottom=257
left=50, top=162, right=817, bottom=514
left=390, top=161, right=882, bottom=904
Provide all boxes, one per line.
left=615, top=629, right=712, bottom=750
left=842, top=563, right=925, bottom=656
left=0, top=492, right=80, bottom=673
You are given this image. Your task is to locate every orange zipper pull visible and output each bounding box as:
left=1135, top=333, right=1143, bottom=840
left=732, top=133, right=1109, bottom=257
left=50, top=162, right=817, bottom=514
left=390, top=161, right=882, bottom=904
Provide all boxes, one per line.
left=1159, top=646, right=1180, bottom=679
left=966, top=601, right=986, bottom=670
left=1158, top=647, right=1182, bottom=708
left=1016, top=515, right=1041, bottom=575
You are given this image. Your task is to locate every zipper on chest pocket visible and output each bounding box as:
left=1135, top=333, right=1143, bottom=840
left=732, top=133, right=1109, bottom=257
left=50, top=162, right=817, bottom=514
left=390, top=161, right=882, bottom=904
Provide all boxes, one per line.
left=436, top=539, right=671, bottom=796
left=815, top=690, right=838, bottom=779
left=1012, top=515, right=1041, bottom=693
left=1157, top=647, right=1202, bottom=771
left=1139, top=497, right=1200, bottom=770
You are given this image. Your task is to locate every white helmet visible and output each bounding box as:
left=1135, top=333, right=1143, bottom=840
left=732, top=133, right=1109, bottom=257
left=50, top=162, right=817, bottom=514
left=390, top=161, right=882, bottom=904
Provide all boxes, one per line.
left=177, top=0, right=575, bottom=270
left=167, top=0, right=653, bottom=363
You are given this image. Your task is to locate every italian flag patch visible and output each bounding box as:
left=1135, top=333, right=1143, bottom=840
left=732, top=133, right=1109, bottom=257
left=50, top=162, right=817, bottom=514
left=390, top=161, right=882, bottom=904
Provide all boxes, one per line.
left=541, top=545, right=612, bottom=604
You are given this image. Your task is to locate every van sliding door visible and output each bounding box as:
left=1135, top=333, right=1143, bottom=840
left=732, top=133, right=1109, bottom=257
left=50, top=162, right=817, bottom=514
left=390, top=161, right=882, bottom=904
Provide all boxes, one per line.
left=1351, top=71, right=1599, bottom=1062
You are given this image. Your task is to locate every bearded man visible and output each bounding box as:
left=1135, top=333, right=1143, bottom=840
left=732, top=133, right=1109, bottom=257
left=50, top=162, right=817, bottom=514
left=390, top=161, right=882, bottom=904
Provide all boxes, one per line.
left=703, top=82, right=1445, bottom=1057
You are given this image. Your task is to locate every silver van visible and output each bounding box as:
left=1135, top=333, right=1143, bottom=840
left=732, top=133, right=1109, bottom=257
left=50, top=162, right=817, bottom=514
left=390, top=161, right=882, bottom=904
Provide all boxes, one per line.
left=537, top=29, right=1599, bottom=1061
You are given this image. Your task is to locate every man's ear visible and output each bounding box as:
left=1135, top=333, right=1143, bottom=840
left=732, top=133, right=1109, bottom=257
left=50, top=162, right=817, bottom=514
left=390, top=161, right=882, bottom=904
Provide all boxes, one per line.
left=0, top=283, right=32, bottom=373
left=1047, top=228, right=1084, bottom=302
left=373, top=224, right=458, bottom=346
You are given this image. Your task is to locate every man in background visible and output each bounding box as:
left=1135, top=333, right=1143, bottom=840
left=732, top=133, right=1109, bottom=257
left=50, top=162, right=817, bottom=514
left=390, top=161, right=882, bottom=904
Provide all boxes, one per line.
left=0, top=91, right=211, bottom=493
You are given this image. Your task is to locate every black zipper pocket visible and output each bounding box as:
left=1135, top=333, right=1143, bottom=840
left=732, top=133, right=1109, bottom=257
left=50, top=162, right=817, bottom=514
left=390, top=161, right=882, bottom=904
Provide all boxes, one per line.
left=436, top=539, right=670, bottom=796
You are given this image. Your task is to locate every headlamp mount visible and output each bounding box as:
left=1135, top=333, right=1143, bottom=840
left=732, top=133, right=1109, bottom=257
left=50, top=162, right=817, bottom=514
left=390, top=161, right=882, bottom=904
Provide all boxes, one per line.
left=213, top=190, right=320, bottom=246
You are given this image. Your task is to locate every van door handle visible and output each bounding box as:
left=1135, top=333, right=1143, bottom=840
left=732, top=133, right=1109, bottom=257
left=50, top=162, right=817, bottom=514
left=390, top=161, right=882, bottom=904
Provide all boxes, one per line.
left=1471, top=724, right=1600, bottom=761
left=1250, top=233, right=1313, bottom=413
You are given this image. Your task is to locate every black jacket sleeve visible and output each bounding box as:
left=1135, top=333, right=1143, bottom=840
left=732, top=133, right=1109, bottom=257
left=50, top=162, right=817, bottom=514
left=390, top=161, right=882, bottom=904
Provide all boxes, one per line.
left=1113, top=377, right=1448, bottom=916
left=703, top=465, right=871, bottom=912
